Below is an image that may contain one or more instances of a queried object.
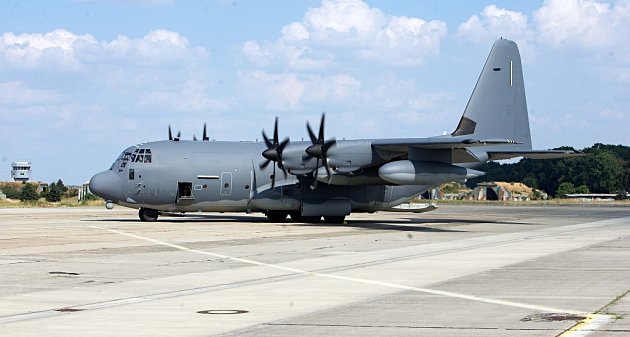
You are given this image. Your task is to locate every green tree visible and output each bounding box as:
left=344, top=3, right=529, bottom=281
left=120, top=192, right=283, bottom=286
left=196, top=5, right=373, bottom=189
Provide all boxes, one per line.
left=19, top=183, right=39, bottom=201
left=522, top=176, right=538, bottom=189
left=575, top=185, right=590, bottom=194
left=1, top=184, right=20, bottom=199
left=45, top=182, right=63, bottom=202
left=56, top=179, right=68, bottom=193
left=555, top=182, right=575, bottom=197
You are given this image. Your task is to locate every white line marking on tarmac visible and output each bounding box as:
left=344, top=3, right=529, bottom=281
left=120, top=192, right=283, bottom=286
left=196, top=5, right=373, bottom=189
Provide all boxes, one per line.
left=90, top=225, right=586, bottom=315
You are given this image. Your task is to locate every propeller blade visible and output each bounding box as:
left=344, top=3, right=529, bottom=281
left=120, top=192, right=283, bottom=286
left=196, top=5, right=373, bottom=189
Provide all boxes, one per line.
left=323, top=138, right=336, bottom=151
left=168, top=125, right=173, bottom=141
left=306, top=122, right=318, bottom=143
left=260, top=159, right=271, bottom=169
left=193, top=135, right=198, bottom=141
left=318, top=113, right=325, bottom=141
left=277, top=138, right=289, bottom=154
left=203, top=123, right=209, bottom=141
left=273, top=117, right=279, bottom=144
left=262, top=130, right=273, bottom=148
left=271, top=165, right=276, bottom=189
left=310, top=158, right=320, bottom=190
left=323, top=160, right=332, bottom=176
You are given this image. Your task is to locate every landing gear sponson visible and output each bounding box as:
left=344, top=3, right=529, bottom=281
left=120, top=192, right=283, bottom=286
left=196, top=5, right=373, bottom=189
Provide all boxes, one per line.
left=137, top=208, right=344, bottom=223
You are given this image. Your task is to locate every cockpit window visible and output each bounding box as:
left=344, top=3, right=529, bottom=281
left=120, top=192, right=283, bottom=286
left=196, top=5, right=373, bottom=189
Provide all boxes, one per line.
left=136, top=149, right=144, bottom=163
left=125, top=148, right=153, bottom=164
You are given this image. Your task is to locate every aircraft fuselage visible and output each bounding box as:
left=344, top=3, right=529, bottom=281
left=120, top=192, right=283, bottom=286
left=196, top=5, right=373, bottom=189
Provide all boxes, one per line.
left=90, top=140, right=430, bottom=219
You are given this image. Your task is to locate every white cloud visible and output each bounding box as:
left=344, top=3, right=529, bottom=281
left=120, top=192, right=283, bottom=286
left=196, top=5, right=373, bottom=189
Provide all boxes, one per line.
left=138, top=80, right=229, bottom=113
left=533, top=0, right=629, bottom=48
left=301, top=0, right=386, bottom=45
left=240, top=0, right=447, bottom=69
left=239, top=71, right=360, bottom=110
left=281, top=22, right=310, bottom=42
left=0, top=81, right=63, bottom=106
left=0, top=29, right=207, bottom=70
left=457, top=5, right=532, bottom=45
left=0, top=30, right=93, bottom=70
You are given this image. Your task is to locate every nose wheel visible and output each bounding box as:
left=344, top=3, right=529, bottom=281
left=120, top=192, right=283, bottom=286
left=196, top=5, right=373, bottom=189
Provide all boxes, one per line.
left=139, top=208, right=159, bottom=222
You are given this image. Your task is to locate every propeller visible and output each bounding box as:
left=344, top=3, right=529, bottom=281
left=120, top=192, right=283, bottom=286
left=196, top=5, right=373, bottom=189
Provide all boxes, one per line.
left=306, top=113, right=336, bottom=189
left=259, top=117, right=290, bottom=188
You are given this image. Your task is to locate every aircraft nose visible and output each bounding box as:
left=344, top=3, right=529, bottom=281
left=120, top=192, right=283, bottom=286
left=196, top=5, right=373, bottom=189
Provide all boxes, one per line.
left=89, top=170, right=122, bottom=201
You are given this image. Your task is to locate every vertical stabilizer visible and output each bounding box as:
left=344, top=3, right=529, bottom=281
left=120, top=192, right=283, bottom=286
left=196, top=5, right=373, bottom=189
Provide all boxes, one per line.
left=453, top=39, right=532, bottom=150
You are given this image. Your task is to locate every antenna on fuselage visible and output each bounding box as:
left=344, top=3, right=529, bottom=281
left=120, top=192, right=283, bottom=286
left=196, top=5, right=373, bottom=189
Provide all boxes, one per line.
left=203, top=123, right=209, bottom=141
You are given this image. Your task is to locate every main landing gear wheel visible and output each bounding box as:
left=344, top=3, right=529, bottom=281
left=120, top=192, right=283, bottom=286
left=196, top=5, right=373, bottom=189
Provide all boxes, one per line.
left=139, top=208, right=159, bottom=222
left=266, top=211, right=288, bottom=223
left=290, top=211, right=321, bottom=223
left=323, top=216, right=345, bottom=224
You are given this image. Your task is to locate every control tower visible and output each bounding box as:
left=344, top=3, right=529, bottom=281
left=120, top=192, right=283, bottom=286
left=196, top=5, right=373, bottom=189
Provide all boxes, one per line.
left=11, top=161, right=31, bottom=182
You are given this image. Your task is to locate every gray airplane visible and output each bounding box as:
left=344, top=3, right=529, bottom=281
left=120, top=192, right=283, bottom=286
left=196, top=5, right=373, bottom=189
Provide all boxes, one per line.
left=89, top=38, right=578, bottom=223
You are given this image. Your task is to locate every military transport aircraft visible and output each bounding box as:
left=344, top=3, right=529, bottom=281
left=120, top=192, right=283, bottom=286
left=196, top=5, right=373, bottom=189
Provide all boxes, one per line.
left=89, top=38, right=578, bottom=223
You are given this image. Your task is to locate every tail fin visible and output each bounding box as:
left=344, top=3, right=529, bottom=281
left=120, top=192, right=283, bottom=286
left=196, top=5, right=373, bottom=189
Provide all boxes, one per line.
left=452, top=38, right=532, bottom=150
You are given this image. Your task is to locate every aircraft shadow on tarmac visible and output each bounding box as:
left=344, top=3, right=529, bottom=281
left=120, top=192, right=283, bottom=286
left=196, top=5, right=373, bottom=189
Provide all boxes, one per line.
left=84, top=214, right=512, bottom=232
left=294, top=220, right=465, bottom=233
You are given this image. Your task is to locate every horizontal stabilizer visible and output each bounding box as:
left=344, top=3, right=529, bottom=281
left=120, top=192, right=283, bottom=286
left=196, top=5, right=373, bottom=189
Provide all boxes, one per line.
left=488, top=150, right=584, bottom=161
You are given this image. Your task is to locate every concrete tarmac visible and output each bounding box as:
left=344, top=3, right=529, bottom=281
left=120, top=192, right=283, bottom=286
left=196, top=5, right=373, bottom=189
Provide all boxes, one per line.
left=1, top=204, right=629, bottom=336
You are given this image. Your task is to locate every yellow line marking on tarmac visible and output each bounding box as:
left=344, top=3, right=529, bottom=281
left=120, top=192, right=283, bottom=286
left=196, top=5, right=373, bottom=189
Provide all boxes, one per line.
left=558, top=314, right=614, bottom=337
left=91, top=225, right=613, bottom=335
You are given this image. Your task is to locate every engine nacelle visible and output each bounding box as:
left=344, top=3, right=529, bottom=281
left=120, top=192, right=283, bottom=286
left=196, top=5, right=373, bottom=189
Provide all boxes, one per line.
left=378, top=160, right=484, bottom=185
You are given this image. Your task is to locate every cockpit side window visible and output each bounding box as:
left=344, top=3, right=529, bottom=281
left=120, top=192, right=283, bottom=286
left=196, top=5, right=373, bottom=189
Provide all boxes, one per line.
left=120, top=152, right=132, bottom=169
left=130, top=149, right=138, bottom=163
left=136, top=149, right=145, bottom=163
left=144, top=149, right=152, bottom=163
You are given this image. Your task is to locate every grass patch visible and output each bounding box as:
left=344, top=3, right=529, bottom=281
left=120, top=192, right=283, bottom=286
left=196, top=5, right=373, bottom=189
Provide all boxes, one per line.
left=0, top=197, right=105, bottom=208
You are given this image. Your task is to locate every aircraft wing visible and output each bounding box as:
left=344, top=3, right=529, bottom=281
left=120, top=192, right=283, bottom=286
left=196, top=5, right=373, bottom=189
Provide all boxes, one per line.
left=486, top=150, right=584, bottom=160
left=371, top=137, right=520, bottom=152
left=372, top=138, right=582, bottom=164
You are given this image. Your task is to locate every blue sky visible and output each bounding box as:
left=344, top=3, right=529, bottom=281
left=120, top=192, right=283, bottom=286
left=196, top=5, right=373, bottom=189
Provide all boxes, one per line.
left=1, top=0, right=628, bottom=184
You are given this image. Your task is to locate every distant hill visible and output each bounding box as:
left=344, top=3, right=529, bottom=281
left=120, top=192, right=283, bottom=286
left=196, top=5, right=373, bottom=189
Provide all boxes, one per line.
left=466, top=143, right=630, bottom=197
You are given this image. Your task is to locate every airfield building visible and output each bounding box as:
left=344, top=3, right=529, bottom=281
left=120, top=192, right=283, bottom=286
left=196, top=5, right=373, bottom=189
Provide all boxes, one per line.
left=11, top=161, right=31, bottom=182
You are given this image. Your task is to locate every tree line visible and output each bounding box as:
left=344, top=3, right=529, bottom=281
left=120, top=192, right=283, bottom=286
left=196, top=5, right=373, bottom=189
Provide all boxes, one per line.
left=466, top=143, right=630, bottom=197
left=1, top=180, right=75, bottom=202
